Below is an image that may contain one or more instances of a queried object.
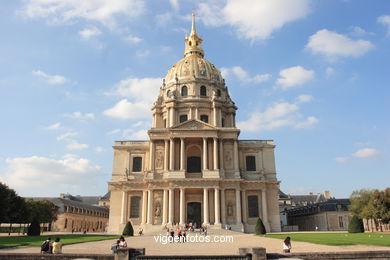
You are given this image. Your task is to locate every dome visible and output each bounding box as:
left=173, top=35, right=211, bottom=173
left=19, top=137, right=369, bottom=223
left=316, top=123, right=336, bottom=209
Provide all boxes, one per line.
left=163, top=13, right=224, bottom=87
left=164, top=55, right=224, bottom=86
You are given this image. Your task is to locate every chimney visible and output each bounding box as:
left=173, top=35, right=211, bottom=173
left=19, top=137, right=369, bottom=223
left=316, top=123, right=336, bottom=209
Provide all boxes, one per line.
left=324, top=190, right=331, bottom=200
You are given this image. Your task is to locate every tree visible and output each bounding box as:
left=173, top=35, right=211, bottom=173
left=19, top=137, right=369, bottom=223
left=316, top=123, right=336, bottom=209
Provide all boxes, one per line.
left=348, top=215, right=364, bottom=233
left=122, top=221, right=134, bottom=236
left=27, top=219, right=41, bottom=236
left=255, top=218, right=266, bottom=235
left=26, top=200, right=58, bottom=224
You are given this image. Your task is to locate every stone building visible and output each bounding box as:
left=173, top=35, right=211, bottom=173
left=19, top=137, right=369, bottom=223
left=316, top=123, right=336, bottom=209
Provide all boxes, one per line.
left=31, top=194, right=109, bottom=232
left=286, top=199, right=350, bottom=231
left=107, top=14, right=281, bottom=234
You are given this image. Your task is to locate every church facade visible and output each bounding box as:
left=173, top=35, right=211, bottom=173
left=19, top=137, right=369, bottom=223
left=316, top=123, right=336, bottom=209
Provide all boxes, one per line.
left=107, top=15, right=281, bottom=234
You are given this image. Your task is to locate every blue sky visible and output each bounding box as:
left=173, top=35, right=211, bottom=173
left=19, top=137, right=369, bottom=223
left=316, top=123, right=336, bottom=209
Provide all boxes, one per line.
left=0, top=0, right=389, bottom=198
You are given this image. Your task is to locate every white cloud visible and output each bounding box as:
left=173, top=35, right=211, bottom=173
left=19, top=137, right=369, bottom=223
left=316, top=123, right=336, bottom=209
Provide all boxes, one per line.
left=123, top=129, right=148, bottom=140
left=64, top=112, right=95, bottom=120
left=353, top=148, right=379, bottom=158
left=32, top=70, right=67, bottom=84
left=276, top=66, right=314, bottom=89
left=306, top=29, right=374, bottom=59
left=0, top=154, right=103, bottom=196
left=20, top=0, right=145, bottom=29
left=95, top=146, right=105, bottom=153
left=349, top=26, right=373, bottom=37
left=335, top=157, right=348, bottom=163
left=45, top=122, right=61, bottom=130
left=326, top=67, right=335, bottom=78
left=66, top=141, right=89, bottom=150
left=222, top=66, right=271, bottom=84
left=104, top=99, right=151, bottom=119
left=198, top=0, right=310, bottom=41
left=125, top=35, right=142, bottom=44
left=57, top=131, right=78, bottom=141
left=296, top=94, right=313, bottom=103
left=79, top=27, right=101, bottom=39
left=378, top=15, right=390, bottom=35
left=237, top=98, right=318, bottom=132
left=169, top=0, right=179, bottom=12
left=104, top=77, right=161, bottom=120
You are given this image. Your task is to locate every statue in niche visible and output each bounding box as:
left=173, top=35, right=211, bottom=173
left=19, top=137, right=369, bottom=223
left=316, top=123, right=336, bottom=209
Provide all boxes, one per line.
left=225, top=150, right=233, bottom=168
left=227, top=203, right=233, bottom=216
left=156, top=150, right=163, bottom=169
left=154, top=202, right=161, bottom=217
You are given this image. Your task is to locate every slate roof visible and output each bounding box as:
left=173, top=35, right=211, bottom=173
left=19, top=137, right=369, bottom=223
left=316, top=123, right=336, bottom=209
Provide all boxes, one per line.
left=286, top=198, right=350, bottom=217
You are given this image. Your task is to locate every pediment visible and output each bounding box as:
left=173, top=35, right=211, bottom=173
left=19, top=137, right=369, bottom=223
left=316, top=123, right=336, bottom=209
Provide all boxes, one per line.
left=172, top=119, right=216, bottom=130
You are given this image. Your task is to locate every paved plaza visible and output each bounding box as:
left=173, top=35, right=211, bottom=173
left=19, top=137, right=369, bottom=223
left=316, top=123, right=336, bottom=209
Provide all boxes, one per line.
left=1, top=230, right=389, bottom=256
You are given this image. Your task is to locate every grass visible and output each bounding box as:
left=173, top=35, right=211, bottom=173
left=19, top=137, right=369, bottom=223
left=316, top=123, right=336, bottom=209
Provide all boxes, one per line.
left=0, top=234, right=119, bottom=249
left=264, top=233, right=390, bottom=247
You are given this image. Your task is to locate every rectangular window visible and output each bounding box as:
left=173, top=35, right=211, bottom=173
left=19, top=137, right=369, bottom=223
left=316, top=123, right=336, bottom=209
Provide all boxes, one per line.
left=179, top=114, right=188, bottom=123
left=130, top=196, right=141, bottom=218
left=248, top=195, right=259, bottom=218
left=339, top=216, right=344, bottom=228
left=132, top=157, right=142, bottom=172
left=200, top=115, right=209, bottom=123
left=246, top=156, right=256, bottom=171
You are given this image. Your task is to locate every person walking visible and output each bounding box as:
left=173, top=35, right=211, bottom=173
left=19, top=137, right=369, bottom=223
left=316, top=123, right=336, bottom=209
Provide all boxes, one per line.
left=52, top=238, right=62, bottom=254
left=283, top=237, right=292, bottom=253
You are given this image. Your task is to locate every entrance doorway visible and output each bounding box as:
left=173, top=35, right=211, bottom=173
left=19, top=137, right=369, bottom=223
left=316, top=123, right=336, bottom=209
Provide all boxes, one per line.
left=187, top=202, right=201, bottom=227
left=187, top=156, right=201, bottom=173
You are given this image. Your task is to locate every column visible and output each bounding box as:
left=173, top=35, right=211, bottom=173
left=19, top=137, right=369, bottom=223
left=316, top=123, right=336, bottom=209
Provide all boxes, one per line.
left=262, top=189, right=268, bottom=224
left=168, top=107, right=172, bottom=127
left=152, top=113, right=157, bottom=128
left=120, top=191, right=128, bottom=224
left=233, top=140, right=239, bottom=172
left=169, top=138, right=174, bottom=170
left=168, top=189, right=174, bottom=225
left=164, top=140, right=169, bottom=171
left=195, top=108, right=199, bottom=120
left=213, top=138, right=218, bottom=170
left=180, top=138, right=185, bottom=171
left=169, top=107, right=175, bottom=127
left=221, top=189, right=226, bottom=224
left=162, top=189, right=168, bottom=225
left=189, top=107, right=193, bottom=120
left=235, top=189, right=242, bottom=224
left=213, top=105, right=217, bottom=126
left=149, top=140, right=155, bottom=171
left=219, top=139, right=224, bottom=170
left=180, top=188, right=185, bottom=225
left=214, top=188, right=221, bottom=225
left=141, top=190, right=147, bottom=224
left=242, top=190, right=247, bottom=224
left=203, top=188, right=210, bottom=225
left=147, top=190, right=153, bottom=224
left=203, top=138, right=208, bottom=170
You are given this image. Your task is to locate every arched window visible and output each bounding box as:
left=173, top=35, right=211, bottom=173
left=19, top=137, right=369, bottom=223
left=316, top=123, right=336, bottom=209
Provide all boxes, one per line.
left=166, top=90, right=170, bottom=97
left=217, top=89, right=221, bottom=97
left=200, top=86, right=207, bottom=96
left=179, top=114, right=188, bottom=123
left=200, top=115, right=209, bottom=123
left=181, top=86, right=188, bottom=96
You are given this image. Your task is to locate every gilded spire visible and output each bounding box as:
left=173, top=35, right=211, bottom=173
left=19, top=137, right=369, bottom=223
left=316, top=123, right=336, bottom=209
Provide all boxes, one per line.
left=184, top=13, right=204, bottom=58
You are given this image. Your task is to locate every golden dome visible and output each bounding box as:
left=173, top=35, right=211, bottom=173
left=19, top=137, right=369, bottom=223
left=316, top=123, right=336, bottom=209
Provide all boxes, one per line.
left=163, top=14, right=224, bottom=87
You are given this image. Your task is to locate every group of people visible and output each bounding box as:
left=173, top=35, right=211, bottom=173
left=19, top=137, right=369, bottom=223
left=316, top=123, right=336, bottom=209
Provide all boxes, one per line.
left=111, top=236, right=128, bottom=253
left=40, top=237, right=62, bottom=254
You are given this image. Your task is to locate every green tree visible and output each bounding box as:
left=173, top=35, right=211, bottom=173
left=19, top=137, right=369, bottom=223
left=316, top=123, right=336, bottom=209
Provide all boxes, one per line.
left=348, top=215, right=364, bottom=233
left=26, top=200, right=58, bottom=231
left=122, top=221, right=134, bottom=236
left=27, top=219, right=41, bottom=236
left=255, top=218, right=266, bottom=235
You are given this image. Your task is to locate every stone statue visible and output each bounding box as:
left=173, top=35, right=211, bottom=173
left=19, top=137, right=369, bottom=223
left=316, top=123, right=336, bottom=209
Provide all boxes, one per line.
left=156, top=150, right=163, bottom=169
left=124, top=168, right=129, bottom=179
left=227, top=203, right=233, bottom=216
left=154, top=203, right=161, bottom=217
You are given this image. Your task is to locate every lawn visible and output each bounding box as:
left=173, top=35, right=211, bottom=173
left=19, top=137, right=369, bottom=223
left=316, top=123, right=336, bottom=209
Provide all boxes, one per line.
left=265, top=233, right=390, bottom=247
left=0, top=235, right=119, bottom=249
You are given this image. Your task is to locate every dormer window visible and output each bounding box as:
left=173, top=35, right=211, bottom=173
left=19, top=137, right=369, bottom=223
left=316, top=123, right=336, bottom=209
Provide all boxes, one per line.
left=200, top=86, right=207, bottom=96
